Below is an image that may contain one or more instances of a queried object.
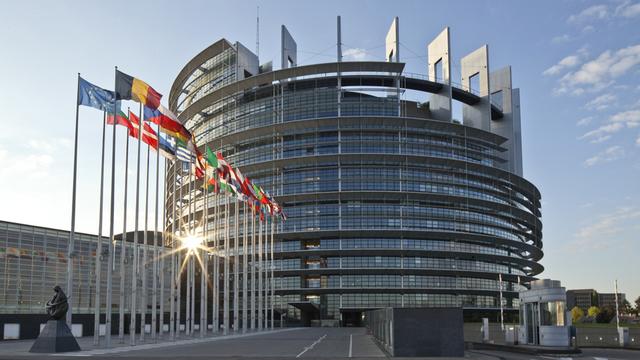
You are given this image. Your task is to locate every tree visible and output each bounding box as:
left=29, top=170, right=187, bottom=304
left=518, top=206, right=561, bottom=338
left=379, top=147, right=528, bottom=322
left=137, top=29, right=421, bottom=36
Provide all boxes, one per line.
left=596, top=306, right=615, bottom=324
left=588, top=306, right=600, bottom=318
left=635, top=296, right=640, bottom=315
left=571, top=306, right=584, bottom=323
left=620, top=299, right=633, bottom=315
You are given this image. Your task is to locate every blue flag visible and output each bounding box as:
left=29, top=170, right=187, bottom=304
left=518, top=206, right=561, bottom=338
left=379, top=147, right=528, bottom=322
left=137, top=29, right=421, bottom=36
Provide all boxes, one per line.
left=78, top=77, right=115, bottom=111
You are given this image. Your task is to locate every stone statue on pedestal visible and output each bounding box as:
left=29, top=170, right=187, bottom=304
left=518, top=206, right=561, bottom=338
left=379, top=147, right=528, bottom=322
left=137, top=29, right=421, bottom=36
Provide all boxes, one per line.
left=46, top=285, right=69, bottom=320
left=30, top=285, right=81, bottom=353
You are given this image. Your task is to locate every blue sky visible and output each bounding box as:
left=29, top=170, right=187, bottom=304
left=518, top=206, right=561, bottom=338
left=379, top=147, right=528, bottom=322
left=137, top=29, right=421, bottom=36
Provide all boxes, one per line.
left=0, top=0, right=638, bottom=302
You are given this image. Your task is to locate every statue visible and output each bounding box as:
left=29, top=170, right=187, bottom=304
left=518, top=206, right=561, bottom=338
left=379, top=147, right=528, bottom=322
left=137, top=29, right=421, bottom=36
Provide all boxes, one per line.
left=30, top=285, right=80, bottom=353
left=46, top=286, right=68, bottom=320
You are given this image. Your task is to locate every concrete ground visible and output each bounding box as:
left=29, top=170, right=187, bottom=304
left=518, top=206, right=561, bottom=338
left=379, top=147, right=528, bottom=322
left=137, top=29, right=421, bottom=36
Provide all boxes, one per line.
left=0, top=327, right=637, bottom=359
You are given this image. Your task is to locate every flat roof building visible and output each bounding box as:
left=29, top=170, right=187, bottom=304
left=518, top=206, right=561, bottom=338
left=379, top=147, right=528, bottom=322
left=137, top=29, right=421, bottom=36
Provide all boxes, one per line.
left=0, top=220, right=168, bottom=339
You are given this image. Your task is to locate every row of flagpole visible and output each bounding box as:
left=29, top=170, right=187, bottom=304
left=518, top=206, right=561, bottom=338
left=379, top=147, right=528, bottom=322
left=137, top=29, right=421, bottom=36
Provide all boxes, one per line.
left=69, top=68, right=283, bottom=347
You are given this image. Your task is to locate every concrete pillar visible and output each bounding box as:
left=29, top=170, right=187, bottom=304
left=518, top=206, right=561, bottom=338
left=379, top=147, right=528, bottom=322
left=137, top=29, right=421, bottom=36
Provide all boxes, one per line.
left=490, top=66, right=523, bottom=176
left=461, top=45, right=491, bottom=131
left=281, top=25, right=297, bottom=69
left=427, top=27, right=452, bottom=122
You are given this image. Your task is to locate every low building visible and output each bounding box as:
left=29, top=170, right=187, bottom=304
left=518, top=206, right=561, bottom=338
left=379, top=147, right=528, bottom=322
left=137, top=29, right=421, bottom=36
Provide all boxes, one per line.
left=0, top=220, right=169, bottom=340
left=566, top=289, right=626, bottom=311
left=519, top=279, right=569, bottom=347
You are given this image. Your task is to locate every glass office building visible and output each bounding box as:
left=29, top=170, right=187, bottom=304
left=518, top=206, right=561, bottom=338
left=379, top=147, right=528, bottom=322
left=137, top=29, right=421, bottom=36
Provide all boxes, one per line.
left=0, top=220, right=169, bottom=338
left=167, top=25, right=543, bottom=326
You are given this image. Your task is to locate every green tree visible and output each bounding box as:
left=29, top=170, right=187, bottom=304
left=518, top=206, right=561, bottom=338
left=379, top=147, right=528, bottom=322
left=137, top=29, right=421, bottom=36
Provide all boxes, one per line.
left=635, top=296, right=640, bottom=315
left=570, top=306, right=584, bottom=322
left=587, top=306, right=600, bottom=318
left=596, top=306, right=615, bottom=323
left=620, top=299, right=633, bottom=315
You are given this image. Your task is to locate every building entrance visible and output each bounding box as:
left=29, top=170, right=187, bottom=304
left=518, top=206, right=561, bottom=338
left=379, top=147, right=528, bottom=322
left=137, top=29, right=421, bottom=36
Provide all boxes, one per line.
left=341, top=310, right=363, bottom=327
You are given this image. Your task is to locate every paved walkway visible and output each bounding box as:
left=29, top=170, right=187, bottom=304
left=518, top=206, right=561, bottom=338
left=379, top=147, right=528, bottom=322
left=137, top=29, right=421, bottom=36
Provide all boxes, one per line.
left=0, top=327, right=387, bottom=358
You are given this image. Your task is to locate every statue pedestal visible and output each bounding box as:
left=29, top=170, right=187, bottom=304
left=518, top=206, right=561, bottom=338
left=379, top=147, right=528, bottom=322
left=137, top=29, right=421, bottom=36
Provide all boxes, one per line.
left=29, top=319, right=81, bottom=353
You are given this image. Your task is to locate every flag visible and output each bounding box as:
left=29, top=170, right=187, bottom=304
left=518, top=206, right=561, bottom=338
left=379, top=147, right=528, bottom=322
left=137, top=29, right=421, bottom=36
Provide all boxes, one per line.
left=205, top=146, right=218, bottom=168
left=145, top=105, right=192, bottom=142
left=115, top=70, right=162, bottom=110
left=106, top=105, right=131, bottom=129
left=129, top=111, right=158, bottom=149
left=176, top=146, right=194, bottom=163
left=159, top=134, right=177, bottom=161
left=78, top=77, right=114, bottom=111
left=6, top=247, right=19, bottom=258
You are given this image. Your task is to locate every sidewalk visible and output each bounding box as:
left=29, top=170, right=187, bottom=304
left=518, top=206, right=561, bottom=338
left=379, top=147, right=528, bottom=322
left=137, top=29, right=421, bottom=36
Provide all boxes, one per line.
left=0, top=328, right=300, bottom=357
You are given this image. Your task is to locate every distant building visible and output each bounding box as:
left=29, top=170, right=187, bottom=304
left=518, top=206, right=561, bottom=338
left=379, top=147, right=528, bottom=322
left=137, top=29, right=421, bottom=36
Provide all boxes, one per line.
left=566, top=289, right=625, bottom=311
left=0, top=220, right=168, bottom=339
left=598, top=292, right=626, bottom=309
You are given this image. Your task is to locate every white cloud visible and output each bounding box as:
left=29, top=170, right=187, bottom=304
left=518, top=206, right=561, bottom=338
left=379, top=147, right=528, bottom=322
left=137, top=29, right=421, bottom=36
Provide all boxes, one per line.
left=543, top=55, right=581, bottom=76
left=343, top=48, right=368, bottom=61
left=575, top=206, right=640, bottom=240
left=568, top=4, right=609, bottom=23
left=585, top=93, right=616, bottom=111
left=551, top=34, right=571, bottom=44
left=610, top=109, right=640, bottom=127
left=556, top=44, right=640, bottom=94
left=583, top=145, right=625, bottom=166
left=576, top=116, right=593, bottom=126
left=26, top=137, right=71, bottom=152
left=636, top=135, right=640, bottom=146
left=615, top=1, right=640, bottom=18
left=580, top=122, right=624, bottom=141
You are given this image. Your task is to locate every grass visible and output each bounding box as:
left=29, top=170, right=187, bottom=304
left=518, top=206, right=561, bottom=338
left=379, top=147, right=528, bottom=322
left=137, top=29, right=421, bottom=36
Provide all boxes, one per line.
left=573, top=322, right=640, bottom=329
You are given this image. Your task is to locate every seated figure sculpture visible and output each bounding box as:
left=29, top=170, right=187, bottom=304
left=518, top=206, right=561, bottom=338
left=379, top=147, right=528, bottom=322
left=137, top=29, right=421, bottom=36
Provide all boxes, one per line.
left=46, top=285, right=69, bottom=320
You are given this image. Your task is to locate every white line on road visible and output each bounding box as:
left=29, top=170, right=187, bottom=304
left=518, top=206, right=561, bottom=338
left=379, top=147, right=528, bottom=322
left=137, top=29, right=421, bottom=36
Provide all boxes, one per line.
left=296, top=334, right=327, bottom=358
left=349, top=333, right=353, bottom=358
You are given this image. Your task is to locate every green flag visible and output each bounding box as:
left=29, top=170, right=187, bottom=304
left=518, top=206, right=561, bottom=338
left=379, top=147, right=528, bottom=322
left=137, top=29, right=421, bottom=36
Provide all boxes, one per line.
left=206, top=146, right=218, bottom=168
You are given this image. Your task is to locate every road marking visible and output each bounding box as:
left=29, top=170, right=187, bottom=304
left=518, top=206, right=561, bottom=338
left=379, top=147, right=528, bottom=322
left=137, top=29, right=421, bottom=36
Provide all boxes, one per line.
left=349, top=333, right=353, bottom=358
left=296, top=333, right=327, bottom=358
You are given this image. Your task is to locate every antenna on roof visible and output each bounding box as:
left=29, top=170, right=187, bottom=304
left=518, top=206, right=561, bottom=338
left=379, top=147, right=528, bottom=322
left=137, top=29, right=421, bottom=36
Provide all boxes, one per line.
left=256, top=6, right=260, bottom=58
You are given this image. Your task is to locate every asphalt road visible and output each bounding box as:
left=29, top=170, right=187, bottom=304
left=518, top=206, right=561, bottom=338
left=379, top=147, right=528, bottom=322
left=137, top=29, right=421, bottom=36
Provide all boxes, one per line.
left=0, top=328, right=637, bottom=359
left=109, top=327, right=384, bottom=358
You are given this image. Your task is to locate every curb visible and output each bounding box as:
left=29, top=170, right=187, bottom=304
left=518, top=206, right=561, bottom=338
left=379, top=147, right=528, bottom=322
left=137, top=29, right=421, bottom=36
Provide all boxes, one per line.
left=465, top=341, right=582, bottom=355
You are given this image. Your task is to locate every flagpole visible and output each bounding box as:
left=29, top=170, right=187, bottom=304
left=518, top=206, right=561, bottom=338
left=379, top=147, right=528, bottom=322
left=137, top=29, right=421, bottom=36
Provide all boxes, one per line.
left=141, top=141, right=151, bottom=342
left=258, top=216, right=263, bottom=331
left=214, top=191, right=219, bottom=333
left=201, top=171, right=208, bottom=337
left=152, top=129, right=159, bottom=341
left=169, top=163, right=177, bottom=341
left=499, top=273, right=504, bottom=331
left=233, top=198, right=239, bottom=332
left=94, top=109, right=107, bottom=346
left=185, top=158, right=192, bottom=336
left=159, top=157, right=166, bottom=339
left=264, top=216, right=268, bottom=330
left=118, top=111, right=130, bottom=343
left=129, top=102, right=143, bottom=346
left=250, top=206, right=255, bottom=330
left=242, top=202, right=248, bottom=333
left=67, top=73, right=81, bottom=328
left=176, top=165, right=183, bottom=337
left=223, top=198, right=229, bottom=335
left=190, top=164, right=195, bottom=335
left=270, top=217, right=274, bottom=330
left=104, top=74, right=120, bottom=345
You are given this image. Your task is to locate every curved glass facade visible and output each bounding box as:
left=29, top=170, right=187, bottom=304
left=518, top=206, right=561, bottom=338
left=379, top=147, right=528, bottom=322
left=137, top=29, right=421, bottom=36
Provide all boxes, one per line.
left=168, top=40, right=542, bottom=325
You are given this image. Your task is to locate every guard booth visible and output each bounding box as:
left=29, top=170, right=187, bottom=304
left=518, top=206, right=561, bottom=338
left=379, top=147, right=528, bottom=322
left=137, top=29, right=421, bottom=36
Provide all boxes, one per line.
left=519, top=279, right=570, bottom=346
